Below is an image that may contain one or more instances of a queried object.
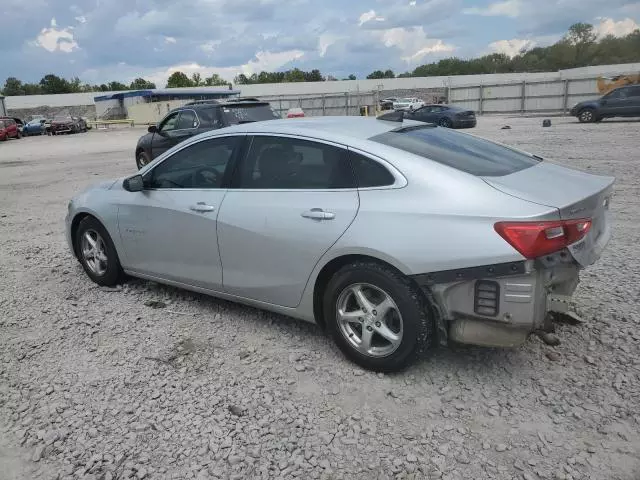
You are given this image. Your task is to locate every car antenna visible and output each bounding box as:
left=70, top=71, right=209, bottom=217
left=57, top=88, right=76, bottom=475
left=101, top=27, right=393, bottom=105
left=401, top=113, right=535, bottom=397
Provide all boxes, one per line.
left=376, top=110, right=404, bottom=122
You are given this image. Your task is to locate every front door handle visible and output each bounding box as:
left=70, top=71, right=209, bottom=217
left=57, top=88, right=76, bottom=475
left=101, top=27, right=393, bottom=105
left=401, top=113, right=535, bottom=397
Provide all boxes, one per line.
left=301, top=208, right=335, bottom=220
left=190, top=202, right=215, bottom=213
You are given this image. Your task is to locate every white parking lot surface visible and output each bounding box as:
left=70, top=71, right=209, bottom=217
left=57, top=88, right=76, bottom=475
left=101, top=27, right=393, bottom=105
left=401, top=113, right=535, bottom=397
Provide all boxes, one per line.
left=1, top=117, right=639, bottom=479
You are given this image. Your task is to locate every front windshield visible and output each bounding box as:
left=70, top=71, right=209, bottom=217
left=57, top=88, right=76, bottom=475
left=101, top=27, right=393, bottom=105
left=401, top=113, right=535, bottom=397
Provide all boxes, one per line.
left=53, top=116, right=72, bottom=122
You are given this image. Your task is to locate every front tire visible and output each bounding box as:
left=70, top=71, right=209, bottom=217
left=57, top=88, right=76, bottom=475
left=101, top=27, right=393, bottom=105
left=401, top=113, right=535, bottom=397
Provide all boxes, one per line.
left=75, top=216, right=123, bottom=287
left=323, top=261, right=435, bottom=372
left=578, top=108, right=596, bottom=123
left=136, top=151, right=151, bottom=170
left=438, top=117, right=452, bottom=128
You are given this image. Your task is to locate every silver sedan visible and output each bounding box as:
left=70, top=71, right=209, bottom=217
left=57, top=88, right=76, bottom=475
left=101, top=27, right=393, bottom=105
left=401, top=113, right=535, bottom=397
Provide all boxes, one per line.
left=65, top=115, right=615, bottom=372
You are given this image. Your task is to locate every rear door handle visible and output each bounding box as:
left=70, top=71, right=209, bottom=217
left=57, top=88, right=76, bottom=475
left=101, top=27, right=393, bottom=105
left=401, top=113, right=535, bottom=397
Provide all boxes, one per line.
left=190, top=202, right=215, bottom=213
left=301, top=208, right=335, bottom=220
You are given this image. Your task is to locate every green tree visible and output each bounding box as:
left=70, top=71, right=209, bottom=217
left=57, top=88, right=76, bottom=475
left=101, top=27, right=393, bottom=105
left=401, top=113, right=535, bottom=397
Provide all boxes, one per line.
left=191, top=73, right=203, bottom=87
left=107, top=81, right=128, bottom=91
left=130, top=78, right=157, bottom=89
left=166, top=71, right=194, bottom=88
left=204, top=74, right=229, bottom=86
left=2, top=77, right=24, bottom=96
left=39, top=74, right=71, bottom=94
left=366, top=69, right=395, bottom=79
left=347, top=74, right=356, bottom=80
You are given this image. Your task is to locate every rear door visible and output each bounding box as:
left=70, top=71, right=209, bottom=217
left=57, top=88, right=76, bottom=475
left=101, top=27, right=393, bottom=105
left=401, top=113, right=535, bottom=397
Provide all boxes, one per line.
left=626, top=85, right=640, bottom=116
left=217, top=134, right=359, bottom=307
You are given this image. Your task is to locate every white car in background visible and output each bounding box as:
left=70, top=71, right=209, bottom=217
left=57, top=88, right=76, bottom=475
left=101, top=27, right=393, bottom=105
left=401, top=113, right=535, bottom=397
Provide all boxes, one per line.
left=393, top=98, right=425, bottom=111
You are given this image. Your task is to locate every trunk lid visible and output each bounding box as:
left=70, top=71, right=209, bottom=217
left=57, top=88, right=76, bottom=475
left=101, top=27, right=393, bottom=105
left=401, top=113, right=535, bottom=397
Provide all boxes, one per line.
left=482, top=161, right=615, bottom=267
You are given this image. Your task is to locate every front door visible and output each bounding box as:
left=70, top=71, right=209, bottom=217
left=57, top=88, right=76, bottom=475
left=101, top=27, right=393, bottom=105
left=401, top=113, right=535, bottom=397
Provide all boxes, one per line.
left=599, top=88, right=629, bottom=117
left=151, top=109, right=199, bottom=159
left=118, top=135, right=242, bottom=290
left=217, top=134, right=359, bottom=307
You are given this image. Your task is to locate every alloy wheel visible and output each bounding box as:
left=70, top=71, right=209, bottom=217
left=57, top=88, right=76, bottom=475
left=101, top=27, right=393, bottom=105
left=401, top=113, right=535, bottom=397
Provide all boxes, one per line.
left=336, top=283, right=403, bottom=358
left=81, top=229, right=108, bottom=276
left=580, top=110, right=594, bottom=123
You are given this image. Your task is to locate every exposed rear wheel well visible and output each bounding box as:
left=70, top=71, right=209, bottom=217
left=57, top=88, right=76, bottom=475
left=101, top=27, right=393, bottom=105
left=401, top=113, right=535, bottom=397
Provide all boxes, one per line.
left=313, top=254, right=421, bottom=330
left=135, top=147, right=144, bottom=157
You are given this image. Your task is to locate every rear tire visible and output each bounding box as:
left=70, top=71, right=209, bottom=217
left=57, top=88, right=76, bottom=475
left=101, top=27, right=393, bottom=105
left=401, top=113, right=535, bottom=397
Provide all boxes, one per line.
left=75, top=216, right=124, bottom=287
left=578, top=108, right=596, bottom=123
left=323, top=261, right=435, bottom=372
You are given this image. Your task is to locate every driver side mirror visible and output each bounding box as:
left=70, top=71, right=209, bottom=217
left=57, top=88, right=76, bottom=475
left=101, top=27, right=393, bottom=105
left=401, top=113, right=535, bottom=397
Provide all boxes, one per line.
left=123, top=174, right=145, bottom=192
left=148, top=125, right=158, bottom=133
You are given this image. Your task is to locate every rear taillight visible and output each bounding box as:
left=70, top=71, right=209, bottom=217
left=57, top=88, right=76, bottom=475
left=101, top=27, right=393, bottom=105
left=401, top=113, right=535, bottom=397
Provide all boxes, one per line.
left=494, top=219, right=591, bottom=259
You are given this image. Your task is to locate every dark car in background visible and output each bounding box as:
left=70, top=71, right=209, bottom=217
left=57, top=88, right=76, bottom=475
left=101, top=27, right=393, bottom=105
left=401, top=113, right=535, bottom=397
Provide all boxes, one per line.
left=50, top=115, right=88, bottom=135
left=0, top=117, right=21, bottom=141
left=405, top=104, right=477, bottom=128
left=134, top=99, right=281, bottom=169
left=570, top=85, right=640, bottom=123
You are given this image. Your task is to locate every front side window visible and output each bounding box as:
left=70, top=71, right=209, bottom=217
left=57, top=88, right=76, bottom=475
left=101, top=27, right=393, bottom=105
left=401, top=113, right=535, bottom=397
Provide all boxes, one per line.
left=159, top=112, right=180, bottom=133
left=606, top=89, right=627, bottom=100
left=627, top=86, right=640, bottom=98
left=146, top=136, right=240, bottom=189
left=370, top=125, right=540, bottom=177
left=235, top=136, right=355, bottom=189
left=176, top=110, right=198, bottom=130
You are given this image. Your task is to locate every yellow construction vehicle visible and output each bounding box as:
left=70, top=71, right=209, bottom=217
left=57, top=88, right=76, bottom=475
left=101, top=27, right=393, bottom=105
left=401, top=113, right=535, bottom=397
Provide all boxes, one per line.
left=596, top=74, right=640, bottom=95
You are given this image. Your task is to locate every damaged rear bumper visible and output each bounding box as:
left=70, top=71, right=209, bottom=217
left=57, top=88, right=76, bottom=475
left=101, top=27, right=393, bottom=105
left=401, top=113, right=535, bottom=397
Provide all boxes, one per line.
left=413, top=255, right=581, bottom=348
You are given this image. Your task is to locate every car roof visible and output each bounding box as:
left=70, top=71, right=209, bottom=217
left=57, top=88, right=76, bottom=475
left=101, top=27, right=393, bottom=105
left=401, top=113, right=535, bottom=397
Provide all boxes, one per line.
left=199, top=115, right=425, bottom=144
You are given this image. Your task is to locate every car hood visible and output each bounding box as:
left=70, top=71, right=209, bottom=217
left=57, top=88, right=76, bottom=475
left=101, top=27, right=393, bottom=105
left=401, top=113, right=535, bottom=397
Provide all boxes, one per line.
left=137, top=132, right=154, bottom=146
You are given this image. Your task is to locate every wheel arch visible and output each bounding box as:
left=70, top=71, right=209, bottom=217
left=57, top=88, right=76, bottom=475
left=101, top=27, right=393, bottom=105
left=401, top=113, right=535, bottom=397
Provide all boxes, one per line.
left=69, top=209, right=118, bottom=259
left=311, top=252, right=425, bottom=330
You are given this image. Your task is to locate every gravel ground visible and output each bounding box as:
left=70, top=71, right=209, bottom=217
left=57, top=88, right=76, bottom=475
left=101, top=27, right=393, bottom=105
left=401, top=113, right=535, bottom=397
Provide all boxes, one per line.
left=1, top=117, right=639, bottom=480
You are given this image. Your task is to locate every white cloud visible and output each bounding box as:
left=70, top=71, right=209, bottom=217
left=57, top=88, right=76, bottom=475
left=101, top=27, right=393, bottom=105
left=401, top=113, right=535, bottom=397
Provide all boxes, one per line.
left=380, top=27, right=455, bottom=63
left=318, top=34, right=342, bottom=57
left=142, top=49, right=305, bottom=86
left=200, top=40, right=222, bottom=53
left=463, top=0, right=521, bottom=18
left=164, top=36, right=177, bottom=44
left=594, top=17, right=639, bottom=39
left=488, top=38, right=535, bottom=57
left=359, top=10, right=385, bottom=26
left=409, top=1, right=416, bottom=5
left=75, top=16, right=86, bottom=24
left=33, top=23, right=79, bottom=53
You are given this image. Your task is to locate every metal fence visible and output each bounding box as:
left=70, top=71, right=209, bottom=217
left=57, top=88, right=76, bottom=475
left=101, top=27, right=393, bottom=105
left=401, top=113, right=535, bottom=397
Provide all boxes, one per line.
left=260, top=92, right=379, bottom=117
left=447, top=77, right=600, bottom=115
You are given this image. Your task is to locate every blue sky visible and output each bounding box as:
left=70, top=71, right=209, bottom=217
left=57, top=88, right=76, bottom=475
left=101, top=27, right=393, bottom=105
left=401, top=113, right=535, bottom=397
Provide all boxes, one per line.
left=0, top=0, right=638, bottom=87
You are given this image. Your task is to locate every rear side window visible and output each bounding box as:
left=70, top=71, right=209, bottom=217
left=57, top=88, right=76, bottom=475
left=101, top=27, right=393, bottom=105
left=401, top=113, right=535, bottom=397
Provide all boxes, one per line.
left=222, top=105, right=281, bottom=125
left=236, top=135, right=355, bottom=189
left=369, top=126, right=540, bottom=177
left=350, top=152, right=395, bottom=187
left=628, top=86, right=640, bottom=98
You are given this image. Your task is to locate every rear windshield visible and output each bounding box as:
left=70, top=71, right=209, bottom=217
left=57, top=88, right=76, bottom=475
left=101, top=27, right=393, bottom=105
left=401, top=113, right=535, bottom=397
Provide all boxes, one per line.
left=369, top=125, right=540, bottom=176
left=222, top=105, right=281, bottom=124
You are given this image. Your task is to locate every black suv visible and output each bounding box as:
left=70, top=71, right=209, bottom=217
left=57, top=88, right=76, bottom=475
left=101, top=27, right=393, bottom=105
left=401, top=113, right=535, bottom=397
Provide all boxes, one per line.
left=135, top=99, right=281, bottom=169
left=570, top=85, right=640, bottom=123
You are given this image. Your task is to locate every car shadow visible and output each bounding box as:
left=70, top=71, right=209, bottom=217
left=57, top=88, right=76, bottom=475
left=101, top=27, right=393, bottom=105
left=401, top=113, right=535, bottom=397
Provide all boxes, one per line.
left=126, top=276, right=539, bottom=375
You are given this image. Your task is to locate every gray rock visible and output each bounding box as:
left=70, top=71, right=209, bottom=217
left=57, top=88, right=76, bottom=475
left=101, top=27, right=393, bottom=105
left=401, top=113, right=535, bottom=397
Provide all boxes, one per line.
left=496, top=444, right=508, bottom=452
left=32, top=445, right=45, bottom=462
left=406, top=453, right=417, bottom=463
left=546, top=351, right=562, bottom=362
left=541, top=333, right=561, bottom=346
